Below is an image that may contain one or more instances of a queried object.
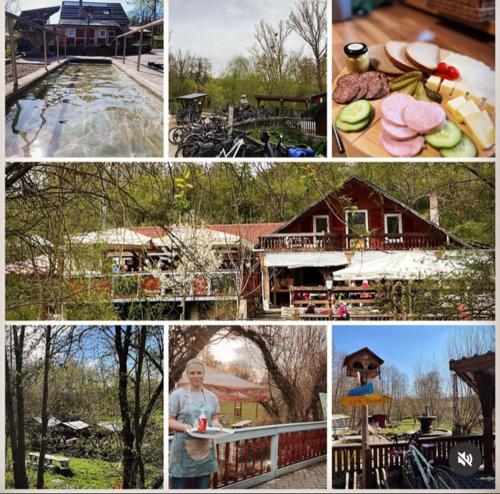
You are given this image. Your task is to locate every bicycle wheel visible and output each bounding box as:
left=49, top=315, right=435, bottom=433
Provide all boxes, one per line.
left=431, top=467, right=460, bottom=489
left=168, top=127, right=184, bottom=145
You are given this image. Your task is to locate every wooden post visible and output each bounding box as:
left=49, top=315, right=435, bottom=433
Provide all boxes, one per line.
left=137, top=29, right=143, bottom=71
left=43, top=31, right=48, bottom=70
left=56, top=37, right=60, bottom=62
left=114, top=38, right=118, bottom=58
left=358, top=372, right=372, bottom=489
left=261, top=263, right=270, bottom=311
left=122, top=36, right=126, bottom=63
left=64, top=36, right=67, bottom=57
left=7, top=18, right=18, bottom=91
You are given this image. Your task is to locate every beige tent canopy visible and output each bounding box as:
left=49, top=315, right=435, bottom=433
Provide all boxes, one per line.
left=177, top=365, right=270, bottom=403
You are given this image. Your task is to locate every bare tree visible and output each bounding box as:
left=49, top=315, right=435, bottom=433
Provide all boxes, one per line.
left=251, top=20, right=292, bottom=91
left=288, top=0, right=327, bottom=90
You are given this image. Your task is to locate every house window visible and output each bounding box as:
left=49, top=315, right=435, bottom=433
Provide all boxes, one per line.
left=384, top=213, right=403, bottom=243
left=98, top=30, right=106, bottom=37
left=67, top=28, right=76, bottom=37
left=345, top=210, right=368, bottom=249
left=313, top=215, right=329, bottom=247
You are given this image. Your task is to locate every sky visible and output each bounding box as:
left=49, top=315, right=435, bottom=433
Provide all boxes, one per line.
left=333, top=324, right=495, bottom=384
left=169, top=0, right=311, bottom=74
left=14, top=0, right=132, bottom=24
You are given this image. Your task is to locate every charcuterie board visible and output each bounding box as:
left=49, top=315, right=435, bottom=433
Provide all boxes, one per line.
left=333, top=44, right=495, bottom=158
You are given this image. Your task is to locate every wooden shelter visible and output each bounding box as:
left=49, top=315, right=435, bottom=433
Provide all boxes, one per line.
left=449, top=351, right=495, bottom=474
left=255, top=94, right=309, bottom=116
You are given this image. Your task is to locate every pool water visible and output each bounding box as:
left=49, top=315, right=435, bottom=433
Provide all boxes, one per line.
left=5, top=63, right=163, bottom=157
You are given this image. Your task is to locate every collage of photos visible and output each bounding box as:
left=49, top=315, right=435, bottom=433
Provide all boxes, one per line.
left=1, top=1, right=497, bottom=494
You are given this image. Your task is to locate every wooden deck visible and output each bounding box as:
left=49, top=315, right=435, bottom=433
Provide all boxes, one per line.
left=333, top=3, right=495, bottom=77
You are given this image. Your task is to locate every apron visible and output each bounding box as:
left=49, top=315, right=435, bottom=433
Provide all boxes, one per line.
left=170, top=388, right=219, bottom=478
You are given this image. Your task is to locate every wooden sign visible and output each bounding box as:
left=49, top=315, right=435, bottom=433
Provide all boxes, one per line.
left=347, top=383, right=374, bottom=396
left=341, top=393, right=391, bottom=407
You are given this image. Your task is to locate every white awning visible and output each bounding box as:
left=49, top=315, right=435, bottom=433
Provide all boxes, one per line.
left=332, top=251, right=481, bottom=281
left=263, top=252, right=348, bottom=268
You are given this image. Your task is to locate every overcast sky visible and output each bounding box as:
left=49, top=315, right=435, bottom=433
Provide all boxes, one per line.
left=169, top=0, right=310, bottom=74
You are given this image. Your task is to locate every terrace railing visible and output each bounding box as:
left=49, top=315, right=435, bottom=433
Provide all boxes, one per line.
left=259, top=233, right=448, bottom=252
left=168, top=421, right=327, bottom=489
left=67, top=270, right=240, bottom=301
left=332, top=434, right=488, bottom=477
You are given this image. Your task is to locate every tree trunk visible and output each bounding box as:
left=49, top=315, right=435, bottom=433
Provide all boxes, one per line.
left=115, top=326, right=135, bottom=489
left=37, top=326, right=52, bottom=489
left=12, top=328, right=29, bottom=488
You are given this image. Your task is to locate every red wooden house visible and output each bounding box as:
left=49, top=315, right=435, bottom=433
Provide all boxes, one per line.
left=258, top=176, right=471, bottom=310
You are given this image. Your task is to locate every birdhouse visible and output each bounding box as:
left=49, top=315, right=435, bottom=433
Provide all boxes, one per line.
left=343, top=347, right=384, bottom=379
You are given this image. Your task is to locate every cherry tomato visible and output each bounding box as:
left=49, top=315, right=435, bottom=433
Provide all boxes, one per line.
left=446, top=65, right=460, bottom=80
left=437, top=62, right=448, bottom=73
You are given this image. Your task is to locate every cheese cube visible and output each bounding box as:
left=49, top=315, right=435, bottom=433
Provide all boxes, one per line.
left=440, top=79, right=455, bottom=97
left=467, top=88, right=485, bottom=106
left=452, top=82, right=468, bottom=98
left=426, top=75, right=441, bottom=92
left=464, top=111, right=495, bottom=150
left=456, top=100, right=480, bottom=122
left=446, top=96, right=467, bottom=122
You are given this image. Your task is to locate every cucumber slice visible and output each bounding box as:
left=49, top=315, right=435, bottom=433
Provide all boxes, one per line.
left=425, top=120, right=462, bottom=149
left=338, top=100, right=372, bottom=124
left=335, top=108, right=373, bottom=132
left=440, top=134, right=478, bottom=158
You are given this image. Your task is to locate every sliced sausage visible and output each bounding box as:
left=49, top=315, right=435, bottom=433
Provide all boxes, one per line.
left=380, top=93, right=414, bottom=126
left=381, top=118, right=418, bottom=140
left=333, top=82, right=360, bottom=104
left=381, top=130, right=425, bottom=157
left=402, top=100, right=446, bottom=134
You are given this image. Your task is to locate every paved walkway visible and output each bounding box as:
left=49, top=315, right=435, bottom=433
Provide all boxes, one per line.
left=255, top=461, right=327, bottom=490
left=112, top=49, right=163, bottom=98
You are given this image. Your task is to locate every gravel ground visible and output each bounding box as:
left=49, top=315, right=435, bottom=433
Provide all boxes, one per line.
left=5, top=63, right=45, bottom=84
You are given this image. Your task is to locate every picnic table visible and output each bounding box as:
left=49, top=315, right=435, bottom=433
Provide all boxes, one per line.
left=230, top=420, right=253, bottom=429
left=28, top=452, right=70, bottom=472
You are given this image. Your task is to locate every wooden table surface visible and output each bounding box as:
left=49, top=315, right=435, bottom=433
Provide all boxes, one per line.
left=333, top=3, right=495, bottom=77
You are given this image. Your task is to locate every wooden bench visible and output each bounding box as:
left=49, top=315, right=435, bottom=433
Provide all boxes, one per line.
left=28, top=452, right=70, bottom=472
left=230, top=420, right=253, bottom=429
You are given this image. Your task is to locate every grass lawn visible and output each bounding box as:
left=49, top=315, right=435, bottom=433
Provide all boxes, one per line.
left=219, top=402, right=268, bottom=425
left=6, top=457, right=122, bottom=489
left=379, top=418, right=453, bottom=436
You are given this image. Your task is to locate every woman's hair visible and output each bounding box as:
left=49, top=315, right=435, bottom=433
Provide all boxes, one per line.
left=185, top=359, right=205, bottom=373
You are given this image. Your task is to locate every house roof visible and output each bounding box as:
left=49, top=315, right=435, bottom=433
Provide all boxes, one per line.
left=343, top=347, right=384, bottom=367
left=20, top=6, right=60, bottom=25
left=131, top=223, right=283, bottom=247
left=59, top=1, right=129, bottom=26
left=273, top=175, right=471, bottom=248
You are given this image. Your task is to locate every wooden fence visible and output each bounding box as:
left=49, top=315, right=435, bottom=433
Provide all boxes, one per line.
left=332, top=434, right=488, bottom=478
left=169, top=421, right=327, bottom=489
left=233, top=116, right=319, bottom=137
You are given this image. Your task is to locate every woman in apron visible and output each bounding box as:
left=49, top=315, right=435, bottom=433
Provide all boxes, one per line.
left=169, top=359, right=222, bottom=489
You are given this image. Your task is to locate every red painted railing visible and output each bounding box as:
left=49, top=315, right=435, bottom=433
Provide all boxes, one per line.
left=259, top=233, right=448, bottom=251
left=169, top=421, right=327, bottom=489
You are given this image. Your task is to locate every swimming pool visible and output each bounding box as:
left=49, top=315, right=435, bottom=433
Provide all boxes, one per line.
left=5, top=63, right=163, bottom=158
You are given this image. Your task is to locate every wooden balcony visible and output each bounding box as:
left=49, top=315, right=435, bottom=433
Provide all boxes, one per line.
left=169, top=421, right=327, bottom=489
left=259, top=233, right=448, bottom=251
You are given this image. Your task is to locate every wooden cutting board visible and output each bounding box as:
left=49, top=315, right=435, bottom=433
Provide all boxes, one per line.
left=333, top=45, right=495, bottom=158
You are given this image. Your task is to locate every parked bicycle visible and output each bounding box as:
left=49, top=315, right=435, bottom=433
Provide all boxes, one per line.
left=388, top=432, right=460, bottom=489
left=258, top=130, right=316, bottom=158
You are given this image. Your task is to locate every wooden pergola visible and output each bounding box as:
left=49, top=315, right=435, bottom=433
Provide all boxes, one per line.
left=254, top=94, right=309, bottom=115
left=6, top=11, right=67, bottom=91
left=449, top=351, right=495, bottom=474
left=114, top=18, right=163, bottom=71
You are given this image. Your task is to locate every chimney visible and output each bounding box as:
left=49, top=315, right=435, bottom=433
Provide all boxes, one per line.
left=429, top=191, right=439, bottom=225
left=79, top=0, right=83, bottom=18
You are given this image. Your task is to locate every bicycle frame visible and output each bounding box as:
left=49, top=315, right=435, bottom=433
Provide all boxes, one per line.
left=217, top=136, right=245, bottom=158
left=406, top=444, right=435, bottom=489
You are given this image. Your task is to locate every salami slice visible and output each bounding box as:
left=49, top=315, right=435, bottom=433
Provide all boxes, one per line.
left=380, top=93, right=414, bottom=126
left=333, top=82, right=360, bottom=104
left=403, top=100, right=446, bottom=134
left=381, top=130, right=425, bottom=157
left=336, top=73, right=360, bottom=87
left=381, top=118, right=418, bottom=140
